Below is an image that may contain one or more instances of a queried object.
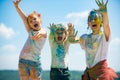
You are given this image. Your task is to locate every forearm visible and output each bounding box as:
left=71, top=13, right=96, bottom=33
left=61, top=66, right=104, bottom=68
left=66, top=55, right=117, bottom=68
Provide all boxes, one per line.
left=49, top=32, right=54, bottom=43
left=15, top=5, right=30, bottom=32
left=15, top=5, right=27, bottom=22
left=102, top=12, right=111, bottom=41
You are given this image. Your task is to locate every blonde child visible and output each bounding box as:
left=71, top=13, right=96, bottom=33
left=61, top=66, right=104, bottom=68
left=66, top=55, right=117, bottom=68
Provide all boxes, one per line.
left=13, top=0, right=47, bottom=80
left=78, top=0, right=118, bottom=80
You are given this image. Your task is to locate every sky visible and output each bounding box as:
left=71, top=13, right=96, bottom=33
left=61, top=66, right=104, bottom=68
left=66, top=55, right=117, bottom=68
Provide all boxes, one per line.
left=0, top=0, right=120, bottom=72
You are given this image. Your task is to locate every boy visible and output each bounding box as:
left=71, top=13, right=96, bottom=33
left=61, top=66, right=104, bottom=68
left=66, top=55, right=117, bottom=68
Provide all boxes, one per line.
left=48, top=23, right=78, bottom=80
left=13, top=0, right=47, bottom=80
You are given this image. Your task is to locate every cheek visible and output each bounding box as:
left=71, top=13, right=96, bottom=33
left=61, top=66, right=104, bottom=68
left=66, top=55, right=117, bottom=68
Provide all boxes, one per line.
left=54, top=34, right=58, bottom=38
left=88, top=23, right=92, bottom=28
left=28, top=22, right=32, bottom=27
left=63, top=34, right=66, bottom=38
left=88, top=22, right=91, bottom=26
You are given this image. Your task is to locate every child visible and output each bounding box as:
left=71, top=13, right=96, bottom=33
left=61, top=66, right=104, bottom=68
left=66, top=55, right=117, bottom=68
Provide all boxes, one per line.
left=48, top=23, right=78, bottom=80
left=13, top=0, right=47, bottom=80
left=79, top=0, right=118, bottom=80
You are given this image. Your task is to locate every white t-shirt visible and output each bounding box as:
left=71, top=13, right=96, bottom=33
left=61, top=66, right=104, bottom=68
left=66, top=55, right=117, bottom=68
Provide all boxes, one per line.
left=49, top=36, right=70, bottom=68
left=80, top=32, right=111, bottom=68
left=19, top=29, right=46, bottom=62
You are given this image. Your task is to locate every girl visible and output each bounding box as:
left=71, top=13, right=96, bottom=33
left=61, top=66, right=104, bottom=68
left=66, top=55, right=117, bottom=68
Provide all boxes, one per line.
left=13, top=0, right=47, bottom=80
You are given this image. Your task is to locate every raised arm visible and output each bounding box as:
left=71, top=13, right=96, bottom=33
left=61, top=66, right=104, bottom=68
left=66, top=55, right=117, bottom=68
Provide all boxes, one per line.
left=48, top=23, right=57, bottom=43
left=95, top=0, right=110, bottom=41
left=13, top=0, right=30, bottom=32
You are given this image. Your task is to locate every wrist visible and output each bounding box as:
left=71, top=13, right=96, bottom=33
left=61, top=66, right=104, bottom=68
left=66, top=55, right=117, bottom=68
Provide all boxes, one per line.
left=15, top=5, right=19, bottom=8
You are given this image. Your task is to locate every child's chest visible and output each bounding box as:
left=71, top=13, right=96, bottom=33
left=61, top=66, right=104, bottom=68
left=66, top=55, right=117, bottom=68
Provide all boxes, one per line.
left=86, top=34, right=102, bottom=52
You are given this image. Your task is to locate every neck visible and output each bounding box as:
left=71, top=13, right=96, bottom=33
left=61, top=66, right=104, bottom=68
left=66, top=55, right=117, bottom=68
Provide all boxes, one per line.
left=33, top=27, right=41, bottom=31
left=92, top=30, right=101, bottom=35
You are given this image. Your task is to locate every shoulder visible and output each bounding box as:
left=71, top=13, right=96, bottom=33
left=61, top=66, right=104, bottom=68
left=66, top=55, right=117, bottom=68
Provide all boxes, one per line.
left=80, top=34, right=89, bottom=39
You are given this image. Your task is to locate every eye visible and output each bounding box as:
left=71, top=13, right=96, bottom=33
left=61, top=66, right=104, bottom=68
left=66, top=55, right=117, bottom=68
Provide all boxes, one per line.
left=33, top=18, right=36, bottom=20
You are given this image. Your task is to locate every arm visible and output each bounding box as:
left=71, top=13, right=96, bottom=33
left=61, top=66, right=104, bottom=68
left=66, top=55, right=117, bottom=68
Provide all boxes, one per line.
left=31, top=29, right=47, bottom=41
left=13, top=0, right=30, bottom=32
left=95, top=0, right=110, bottom=41
left=49, top=31, right=54, bottom=44
left=48, top=23, right=57, bottom=43
left=102, top=11, right=110, bottom=41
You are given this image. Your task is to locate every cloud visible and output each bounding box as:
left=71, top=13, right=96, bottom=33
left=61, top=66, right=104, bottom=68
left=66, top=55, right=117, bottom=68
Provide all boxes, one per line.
left=0, top=23, right=15, bottom=39
left=0, top=44, right=17, bottom=54
left=110, top=38, right=120, bottom=46
left=64, top=11, right=89, bottom=26
left=66, top=11, right=89, bottom=19
left=108, top=38, right=120, bottom=71
left=109, top=38, right=120, bottom=55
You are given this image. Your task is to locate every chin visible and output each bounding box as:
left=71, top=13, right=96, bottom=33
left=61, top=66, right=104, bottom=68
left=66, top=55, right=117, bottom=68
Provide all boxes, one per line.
left=56, top=40, right=64, bottom=44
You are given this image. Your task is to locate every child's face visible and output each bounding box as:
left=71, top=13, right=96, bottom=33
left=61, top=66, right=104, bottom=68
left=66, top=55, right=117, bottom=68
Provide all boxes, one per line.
left=88, top=11, right=102, bottom=34
left=54, top=29, right=66, bottom=44
left=28, top=14, right=41, bottom=31
left=88, top=16, right=102, bottom=33
left=88, top=19, right=101, bottom=32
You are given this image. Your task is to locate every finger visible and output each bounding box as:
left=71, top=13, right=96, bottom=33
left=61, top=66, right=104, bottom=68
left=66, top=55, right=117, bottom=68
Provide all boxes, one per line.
left=12, top=1, right=15, bottom=3
left=95, top=0, right=100, bottom=6
left=74, top=31, right=78, bottom=37
left=102, top=0, right=104, bottom=5
left=17, top=0, right=19, bottom=3
left=105, top=0, right=108, bottom=6
left=73, top=29, right=75, bottom=34
left=47, top=27, right=50, bottom=29
left=97, top=0, right=102, bottom=5
left=50, top=23, right=51, bottom=27
left=52, top=23, right=54, bottom=26
left=30, top=36, right=36, bottom=40
left=94, top=9, right=100, bottom=13
left=72, top=25, right=74, bottom=28
left=38, top=35, right=42, bottom=39
left=18, top=0, right=21, bottom=2
left=35, top=34, right=41, bottom=39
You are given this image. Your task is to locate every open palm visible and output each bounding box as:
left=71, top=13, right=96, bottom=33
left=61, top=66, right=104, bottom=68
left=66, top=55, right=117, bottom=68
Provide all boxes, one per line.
left=13, top=0, right=21, bottom=7
left=95, top=0, right=108, bottom=13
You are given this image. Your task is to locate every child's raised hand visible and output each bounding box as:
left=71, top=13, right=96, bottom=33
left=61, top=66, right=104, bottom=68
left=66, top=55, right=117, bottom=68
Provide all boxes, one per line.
left=48, top=23, right=57, bottom=34
left=67, top=23, right=78, bottom=37
left=31, top=31, right=46, bottom=41
left=95, top=0, right=108, bottom=13
left=13, top=0, right=21, bottom=7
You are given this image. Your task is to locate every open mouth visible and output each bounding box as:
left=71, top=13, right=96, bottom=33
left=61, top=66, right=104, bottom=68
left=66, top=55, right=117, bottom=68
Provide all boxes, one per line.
left=34, top=24, right=38, bottom=28
left=92, top=24, right=97, bottom=27
left=57, top=37, right=62, bottom=41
